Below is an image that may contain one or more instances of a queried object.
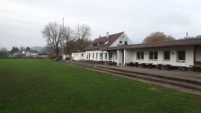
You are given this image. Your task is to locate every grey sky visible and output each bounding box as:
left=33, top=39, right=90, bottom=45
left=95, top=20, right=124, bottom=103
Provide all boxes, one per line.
left=1, top=0, right=201, bottom=50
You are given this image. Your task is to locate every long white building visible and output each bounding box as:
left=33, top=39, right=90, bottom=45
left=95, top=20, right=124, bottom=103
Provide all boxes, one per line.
left=104, top=38, right=201, bottom=68
left=72, top=32, right=201, bottom=71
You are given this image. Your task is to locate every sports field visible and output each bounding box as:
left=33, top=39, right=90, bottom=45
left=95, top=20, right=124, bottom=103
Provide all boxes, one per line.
left=0, top=59, right=201, bottom=113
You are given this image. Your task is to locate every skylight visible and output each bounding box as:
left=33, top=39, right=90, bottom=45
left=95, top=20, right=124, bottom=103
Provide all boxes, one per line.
left=105, top=41, right=109, bottom=45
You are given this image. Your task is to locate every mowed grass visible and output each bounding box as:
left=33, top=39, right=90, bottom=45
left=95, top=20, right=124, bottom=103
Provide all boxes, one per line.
left=0, top=59, right=201, bottom=113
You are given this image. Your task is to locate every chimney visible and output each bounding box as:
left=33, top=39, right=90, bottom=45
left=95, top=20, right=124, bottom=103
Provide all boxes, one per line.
left=106, top=32, right=109, bottom=38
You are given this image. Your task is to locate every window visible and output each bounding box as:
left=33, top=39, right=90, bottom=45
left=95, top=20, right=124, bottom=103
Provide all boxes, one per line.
left=100, top=53, right=103, bottom=58
left=105, top=41, right=109, bottom=45
left=105, top=53, right=107, bottom=59
left=119, top=41, right=122, bottom=44
left=96, top=53, right=98, bottom=59
left=177, top=51, right=185, bottom=62
left=93, top=43, right=97, bottom=47
left=92, top=53, right=94, bottom=58
left=124, top=41, right=128, bottom=45
left=164, top=51, right=170, bottom=60
left=149, top=51, right=158, bottom=60
left=81, top=53, right=83, bottom=57
left=109, top=53, right=112, bottom=59
left=137, top=52, right=144, bottom=60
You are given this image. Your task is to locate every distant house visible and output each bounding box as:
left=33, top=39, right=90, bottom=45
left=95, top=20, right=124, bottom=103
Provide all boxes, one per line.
left=38, top=53, right=48, bottom=58
left=71, top=32, right=133, bottom=61
left=22, top=50, right=39, bottom=57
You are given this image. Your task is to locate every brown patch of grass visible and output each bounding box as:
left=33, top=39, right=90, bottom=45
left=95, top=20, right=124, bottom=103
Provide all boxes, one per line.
left=149, top=87, right=160, bottom=91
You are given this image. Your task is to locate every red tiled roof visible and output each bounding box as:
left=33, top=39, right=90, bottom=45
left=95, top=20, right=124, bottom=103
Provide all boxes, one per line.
left=84, top=32, right=124, bottom=51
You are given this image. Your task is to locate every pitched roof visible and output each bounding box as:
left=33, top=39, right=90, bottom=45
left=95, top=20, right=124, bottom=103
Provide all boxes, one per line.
left=84, top=32, right=124, bottom=51
left=104, top=38, right=201, bottom=51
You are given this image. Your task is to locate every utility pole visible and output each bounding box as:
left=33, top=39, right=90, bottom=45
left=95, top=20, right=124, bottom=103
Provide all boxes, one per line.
left=186, top=32, right=188, bottom=38
left=62, top=18, right=64, bottom=60
left=47, top=36, right=50, bottom=60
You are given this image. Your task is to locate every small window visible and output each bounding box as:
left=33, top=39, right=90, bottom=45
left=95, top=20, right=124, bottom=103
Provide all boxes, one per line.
left=119, top=41, right=122, bottom=44
left=105, top=53, right=107, bottom=59
left=100, top=53, right=102, bottom=58
left=92, top=53, right=94, bottom=58
left=96, top=53, right=98, bottom=59
left=93, top=43, right=97, bottom=47
left=164, top=51, right=170, bottom=60
left=124, top=41, right=128, bottom=45
left=177, top=51, right=185, bottom=62
left=81, top=53, right=84, bottom=57
left=149, top=51, right=158, bottom=60
left=109, top=53, right=112, bottom=59
left=137, top=52, right=144, bottom=60
left=105, top=41, right=109, bottom=45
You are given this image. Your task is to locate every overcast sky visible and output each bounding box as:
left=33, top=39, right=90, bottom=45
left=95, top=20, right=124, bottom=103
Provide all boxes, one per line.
left=1, top=0, right=201, bottom=50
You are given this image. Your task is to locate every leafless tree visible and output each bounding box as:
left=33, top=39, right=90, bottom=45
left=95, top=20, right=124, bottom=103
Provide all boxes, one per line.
left=64, top=27, right=74, bottom=43
left=42, top=22, right=66, bottom=57
left=64, top=27, right=74, bottom=54
left=74, top=24, right=91, bottom=50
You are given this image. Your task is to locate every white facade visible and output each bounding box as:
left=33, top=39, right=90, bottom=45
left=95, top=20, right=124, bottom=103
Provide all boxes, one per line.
left=110, top=33, right=133, bottom=47
left=72, top=50, right=109, bottom=61
left=111, top=46, right=194, bottom=67
left=22, top=50, right=39, bottom=57
left=71, top=32, right=133, bottom=62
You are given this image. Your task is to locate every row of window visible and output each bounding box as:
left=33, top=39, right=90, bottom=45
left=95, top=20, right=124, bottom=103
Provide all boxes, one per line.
left=83, top=53, right=108, bottom=59
left=136, top=51, right=185, bottom=61
left=119, top=41, right=128, bottom=45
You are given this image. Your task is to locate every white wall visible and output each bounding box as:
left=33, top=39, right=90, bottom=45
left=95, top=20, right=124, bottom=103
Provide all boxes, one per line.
left=124, top=46, right=194, bottom=67
left=72, top=50, right=109, bottom=61
left=110, top=33, right=133, bottom=47
left=71, top=52, right=85, bottom=61
left=117, top=50, right=123, bottom=65
left=85, top=50, right=108, bottom=61
left=109, top=51, right=117, bottom=62
left=124, top=49, right=134, bottom=64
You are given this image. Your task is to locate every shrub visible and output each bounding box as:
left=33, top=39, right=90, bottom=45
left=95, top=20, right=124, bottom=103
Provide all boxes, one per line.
left=49, top=54, right=56, bottom=59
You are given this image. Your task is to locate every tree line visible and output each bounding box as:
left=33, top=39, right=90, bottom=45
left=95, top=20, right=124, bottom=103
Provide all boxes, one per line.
left=0, top=46, right=32, bottom=58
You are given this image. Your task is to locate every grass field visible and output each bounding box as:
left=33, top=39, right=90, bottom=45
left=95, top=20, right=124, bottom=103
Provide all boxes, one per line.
left=0, top=59, right=201, bottom=113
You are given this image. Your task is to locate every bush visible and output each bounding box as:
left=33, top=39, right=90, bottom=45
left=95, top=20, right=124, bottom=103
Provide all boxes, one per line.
left=59, top=55, right=62, bottom=59
left=49, top=54, right=56, bottom=59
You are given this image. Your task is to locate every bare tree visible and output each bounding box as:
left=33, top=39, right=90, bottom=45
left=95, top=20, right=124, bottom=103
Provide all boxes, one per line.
left=64, top=27, right=74, bottom=54
left=41, top=22, right=65, bottom=58
left=64, top=27, right=74, bottom=43
left=74, top=24, right=91, bottom=50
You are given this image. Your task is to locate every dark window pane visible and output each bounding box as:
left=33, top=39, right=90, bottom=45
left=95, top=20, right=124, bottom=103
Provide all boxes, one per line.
left=164, top=51, right=170, bottom=60
left=150, top=52, right=153, bottom=59
left=154, top=52, right=158, bottom=59
left=141, top=52, right=144, bottom=59
left=178, top=51, right=185, bottom=60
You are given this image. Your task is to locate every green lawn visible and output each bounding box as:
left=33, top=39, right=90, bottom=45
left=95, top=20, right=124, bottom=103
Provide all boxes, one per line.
left=0, top=59, right=201, bottom=113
